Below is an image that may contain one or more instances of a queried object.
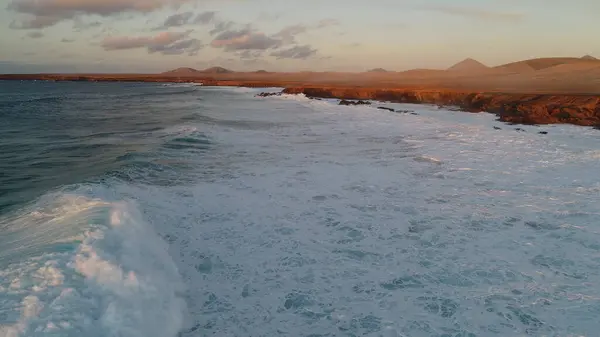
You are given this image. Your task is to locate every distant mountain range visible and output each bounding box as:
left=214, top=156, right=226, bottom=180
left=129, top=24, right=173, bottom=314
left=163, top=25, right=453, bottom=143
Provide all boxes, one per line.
left=2, top=54, right=599, bottom=96
left=162, top=66, right=233, bottom=76
left=443, top=55, right=600, bottom=75
left=161, top=55, right=599, bottom=76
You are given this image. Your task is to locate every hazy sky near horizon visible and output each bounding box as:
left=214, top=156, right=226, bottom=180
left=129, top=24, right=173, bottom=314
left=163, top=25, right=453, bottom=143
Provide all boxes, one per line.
left=0, top=0, right=599, bottom=73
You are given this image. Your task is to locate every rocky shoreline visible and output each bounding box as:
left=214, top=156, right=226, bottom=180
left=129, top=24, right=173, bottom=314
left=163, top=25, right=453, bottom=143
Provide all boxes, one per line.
left=2, top=74, right=599, bottom=127
left=279, top=87, right=600, bottom=127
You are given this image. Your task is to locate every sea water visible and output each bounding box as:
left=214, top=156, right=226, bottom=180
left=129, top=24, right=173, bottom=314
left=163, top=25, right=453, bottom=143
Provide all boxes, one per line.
left=1, top=81, right=600, bottom=336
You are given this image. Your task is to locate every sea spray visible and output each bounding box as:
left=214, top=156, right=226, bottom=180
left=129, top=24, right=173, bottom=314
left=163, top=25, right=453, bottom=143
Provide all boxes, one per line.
left=0, top=192, right=185, bottom=337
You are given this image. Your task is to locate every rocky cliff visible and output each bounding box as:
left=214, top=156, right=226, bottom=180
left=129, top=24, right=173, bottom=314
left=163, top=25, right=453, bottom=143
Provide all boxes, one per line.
left=282, top=87, right=600, bottom=126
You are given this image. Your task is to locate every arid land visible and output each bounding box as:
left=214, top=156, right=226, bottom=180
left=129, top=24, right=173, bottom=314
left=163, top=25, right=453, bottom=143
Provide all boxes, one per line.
left=2, top=56, right=600, bottom=127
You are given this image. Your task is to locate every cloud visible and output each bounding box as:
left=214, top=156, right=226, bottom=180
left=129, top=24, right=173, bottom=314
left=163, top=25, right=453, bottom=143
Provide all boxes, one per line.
left=211, top=22, right=316, bottom=53
left=102, top=31, right=188, bottom=50
left=419, top=5, right=523, bottom=22
left=8, top=0, right=193, bottom=29
left=162, top=11, right=194, bottom=28
left=194, top=11, right=216, bottom=24
left=271, top=45, right=317, bottom=60
left=149, top=38, right=203, bottom=55
left=273, top=24, right=307, bottom=44
left=10, top=16, right=61, bottom=29
left=211, top=27, right=252, bottom=43
left=268, top=20, right=336, bottom=46
left=211, top=28, right=282, bottom=51
left=155, top=11, right=215, bottom=30
left=61, top=38, right=75, bottom=43
left=101, top=31, right=202, bottom=55
left=27, top=31, right=43, bottom=38
left=236, top=50, right=263, bottom=60
left=209, top=20, right=235, bottom=35
left=210, top=17, right=334, bottom=55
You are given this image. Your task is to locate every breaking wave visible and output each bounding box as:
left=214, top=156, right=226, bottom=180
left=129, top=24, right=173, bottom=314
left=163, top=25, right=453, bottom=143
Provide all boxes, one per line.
left=0, top=188, right=185, bottom=337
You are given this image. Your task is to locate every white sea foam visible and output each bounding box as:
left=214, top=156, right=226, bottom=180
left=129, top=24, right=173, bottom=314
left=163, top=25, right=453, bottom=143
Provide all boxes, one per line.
left=2, top=85, right=600, bottom=336
left=0, top=192, right=185, bottom=337
left=161, top=83, right=200, bottom=88
left=142, top=87, right=600, bottom=336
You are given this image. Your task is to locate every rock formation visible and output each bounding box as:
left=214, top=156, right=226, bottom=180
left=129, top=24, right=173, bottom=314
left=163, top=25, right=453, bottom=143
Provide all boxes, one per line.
left=339, top=100, right=371, bottom=106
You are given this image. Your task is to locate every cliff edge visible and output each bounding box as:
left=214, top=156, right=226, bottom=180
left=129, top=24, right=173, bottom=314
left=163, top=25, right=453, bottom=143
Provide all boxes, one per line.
left=282, top=87, right=600, bottom=126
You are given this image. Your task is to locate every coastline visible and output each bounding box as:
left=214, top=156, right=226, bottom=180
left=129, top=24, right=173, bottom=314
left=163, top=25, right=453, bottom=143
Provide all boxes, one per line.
left=1, top=73, right=599, bottom=127
left=281, top=87, right=600, bottom=127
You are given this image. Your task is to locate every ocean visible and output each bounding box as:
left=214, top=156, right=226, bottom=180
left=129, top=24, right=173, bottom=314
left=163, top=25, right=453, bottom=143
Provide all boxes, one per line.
left=1, top=81, right=600, bottom=337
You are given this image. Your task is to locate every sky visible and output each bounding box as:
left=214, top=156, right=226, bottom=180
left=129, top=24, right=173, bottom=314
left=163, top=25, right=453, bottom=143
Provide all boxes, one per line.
left=0, top=0, right=599, bottom=73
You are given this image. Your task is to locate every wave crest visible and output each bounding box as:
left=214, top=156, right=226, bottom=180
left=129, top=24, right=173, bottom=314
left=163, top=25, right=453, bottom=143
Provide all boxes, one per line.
left=0, top=190, right=185, bottom=337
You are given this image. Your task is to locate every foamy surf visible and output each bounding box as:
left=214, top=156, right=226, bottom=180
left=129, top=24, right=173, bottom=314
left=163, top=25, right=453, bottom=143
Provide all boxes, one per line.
left=0, top=189, right=185, bottom=337
left=3, top=81, right=600, bottom=336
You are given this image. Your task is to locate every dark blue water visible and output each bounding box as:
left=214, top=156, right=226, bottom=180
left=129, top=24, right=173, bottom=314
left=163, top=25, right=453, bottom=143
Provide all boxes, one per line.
left=1, top=82, right=600, bottom=337
left=0, top=81, right=210, bottom=213
left=0, top=81, right=217, bottom=337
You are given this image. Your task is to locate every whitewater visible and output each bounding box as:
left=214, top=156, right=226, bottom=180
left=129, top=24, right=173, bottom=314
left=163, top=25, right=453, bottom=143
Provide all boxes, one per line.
left=1, top=81, right=599, bottom=337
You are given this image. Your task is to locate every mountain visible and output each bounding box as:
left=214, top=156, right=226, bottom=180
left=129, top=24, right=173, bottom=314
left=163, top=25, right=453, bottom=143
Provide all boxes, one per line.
left=581, top=55, right=598, bottom=61
left=496, top=57, right=589, bottom=72
left=162, top=66, right=234, bottom=76
left=161, top=67, right=202, bottom=76
left=494, top=61, right=536, bottom=74
left=447, top=58, right=489, bottom=72
left=367, top=68, right=389, bottom=73
left=201, top=67, right=234, bottom=74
